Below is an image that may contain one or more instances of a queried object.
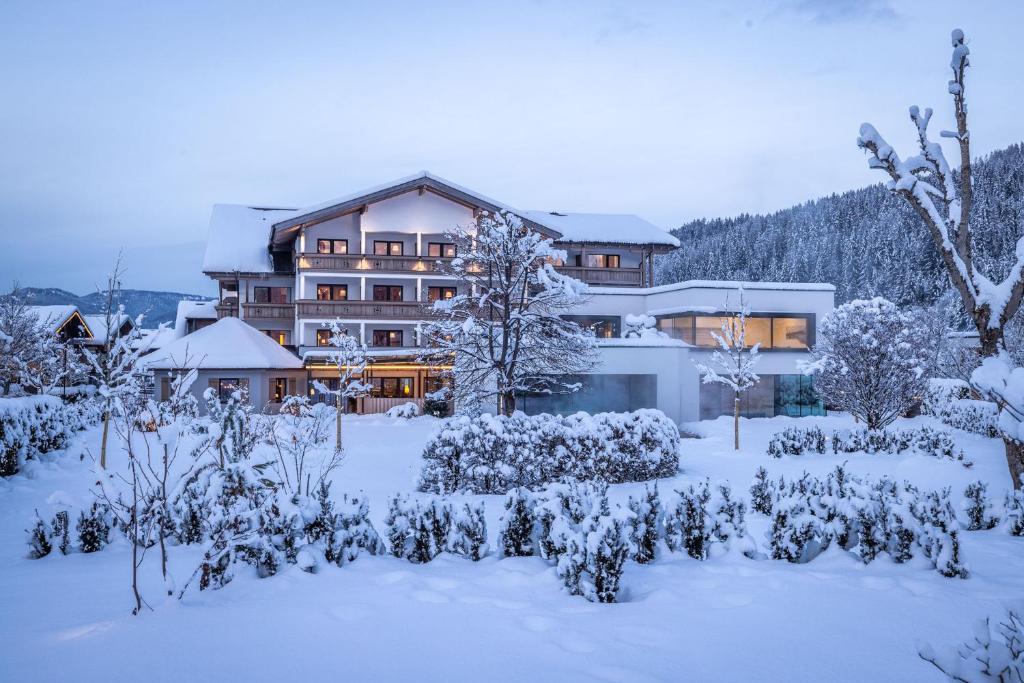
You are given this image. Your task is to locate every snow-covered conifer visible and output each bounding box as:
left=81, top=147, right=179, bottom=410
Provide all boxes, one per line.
left=498, top=488, right=537, bottom=557
left=50, top=509, right=71, bottom=555
left=627, top=484, right=660, bottom=564
left=1006, top=490, right=1024, bottom=536
left=749, top=467, right=773, bottom=516
left=664, top=481, right=712, bottom=560
left=962, top=480, right=999, bottom=531
left=76, top=501, right=111, bottom=553
left=27, top=513, right=52, bottom=559
left=449, top=502, right=488, bottom=561
left=919, top=608, right=1024, bottom=682
left=587, top=516, right=629, bottom=604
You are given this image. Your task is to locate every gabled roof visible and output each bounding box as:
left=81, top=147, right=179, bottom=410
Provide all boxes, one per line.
left=174, top=300, right=218, bottom=337
left=268, top=171, right=535, bottom=247
left=82, top=313, right=134, bottom=345
left=520, top=210, right=680, bottom=248
left=143, top=317, right=304, bottom=370
left=28, top=305, right=92, bottom=339
left=203, top=204, right=299, bottom=274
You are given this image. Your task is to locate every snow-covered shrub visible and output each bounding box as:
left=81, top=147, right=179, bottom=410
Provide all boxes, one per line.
left=384, top=402, right=420, bottom=419
left=498, top=488, right=537, bottom=557
left=1006, top=491, right=1024, bottom=536
left=171, top=474, right=207, bottom=545
left=962, top=481, right=1000, bottom=531
left=802, top=297, right=930, bottom=430
left=0, top=396, right=75, bottom=476
left=50, top=509, right=71, bottom=555
left=622, top=314, right=664, bottom=339
left=918, top=608, right=1024, bottom=682
left=710, top=482, right=754, bottom=557
left=921, top=378, right=1000, bottom=438
left=331, top=491, right=386, bottom=564
left=449, top=502, right=488, bottom=561
left=767, top=426, right=827, bottom=457
left=749, top=467, right=773, bottom=515
left=27, top=513, right=52, bottom=559
left=664, top=482, right=712, bottom=560
left=383, top=494, right=445, bottom=564
left=911, top=488, right=969, bottom=579
left=627, top=484, right=661, bottom=564
left=418, top=409, right=680, bottom=494
left=769, top=492, right=823, bottom=563
left=76, top=502, right=112, bottom=553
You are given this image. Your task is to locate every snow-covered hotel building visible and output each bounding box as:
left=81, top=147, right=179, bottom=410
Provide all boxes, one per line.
left=170, top=172, right=833, bottom=423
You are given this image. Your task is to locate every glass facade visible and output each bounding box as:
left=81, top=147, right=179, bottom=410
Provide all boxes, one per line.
left=562, top=315, right=621, bottom=339
left=657, top=313, right=813, bottom=350
left=698, top=374, right=824, bottom=420
left=517, top=374, right=657, bottom=416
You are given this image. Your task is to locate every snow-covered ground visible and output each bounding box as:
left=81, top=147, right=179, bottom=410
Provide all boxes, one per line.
left=1, top=412, right=1020, bottom=682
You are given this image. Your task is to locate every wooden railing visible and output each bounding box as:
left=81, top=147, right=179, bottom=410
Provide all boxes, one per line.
left=295, top=299, right=431, bottom=319
left=242, top=303, right=295, bottom=320
left=554, top=266, right=643, bottom=287
left=215, top=301, right=238, bottom=319
left=360, top=397, right=424, bottom=415
left=297, top=253, right=453, bottom=274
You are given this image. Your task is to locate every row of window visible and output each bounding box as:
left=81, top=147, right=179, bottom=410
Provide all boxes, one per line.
left=316, top=240, right=458, bottom=258
left=219, top=376, right=435, bottom=403
left=315, top=329, right=404, bottom=347
left=314, top=285, right=456, bottom=302
left=656, top=313, right=812, bottom=350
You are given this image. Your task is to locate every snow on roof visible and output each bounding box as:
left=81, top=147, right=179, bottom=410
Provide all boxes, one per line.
left=202, top=204, right=299, bottom=274
left=143, top=317, right=303, bottom=370
left=173, top=300, right=218, bottom=338
left=520, top=211, right=680, bottom=247
left=134, top=326, right=176, bottom=351
left=82, top=313, right=133, bottom=345
left=589, top=280, right=837, bottom=295
left=27, top=305, right=79, bottom=328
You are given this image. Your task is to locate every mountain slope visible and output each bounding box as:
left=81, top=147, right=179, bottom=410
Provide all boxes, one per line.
left=656, top=143, right=1024, bottom=307
left=7, top=288, right=210, bottom=326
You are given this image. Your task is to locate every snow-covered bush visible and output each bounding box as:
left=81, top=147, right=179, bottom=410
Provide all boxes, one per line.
left=767, top=426, right=827, bottom=457
left=418, top=409, right=680, bottom=494
left=919, top=608, right=1024, bottom=682
left=749, top=467, right=773, bottom=515
left=622, top=314, right=664, bottom=339
left=802, top=298, right=929, bottom=430
left=383, top=494, right=447, bottom=564
left=627, top=485, right=660, bottom=564
left=962, top=481, right=999, bottom=531
left=664, top=482, right=712, bottom=560
left=498, top=488, right=537, bottom=557
left=384, top=402, right=420, bottom=419
left=449, top=502, right=488, bottom=561
left=0, top=396, right=75, bottom=476
left=921, top=378, right=1000, bottom=438
left=1006, top=491, right=1024, bottom=537
left=764, top=424, right=972, bottom=466
left=76, top=502, right=112, bottom=553
left=26, top=513, right=52, bottom=559
left=911, top=488, right=969, bottom=579
left=769, top=491, right=822, bottom=563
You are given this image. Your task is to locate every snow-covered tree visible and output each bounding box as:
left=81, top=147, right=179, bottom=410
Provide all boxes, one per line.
left=802, top=298, right=927, bottom=431
left=858, top=29, right=1024, bottom=486
left=0, top=285, right=83, bottom=396
left=312, top=319, right=370, bottom=452
left=422, top=210, right=599, bottom=416
left=693, top=288, right=761, bottom=449
left=918, top=608, right=1024, bottom=681
left=268, top=395, right=338, bottom=498
left=83, top=261, right=156, bottom=469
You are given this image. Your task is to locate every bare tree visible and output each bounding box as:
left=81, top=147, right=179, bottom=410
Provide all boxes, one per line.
left=0, top=284, right=82, bottom=396
left=693, top=288, right=761, bottom=450
left=857, top=29, right=1024, bottom=486
left=312, top=319, right=371, bottom=452
left=422, top=210, right=599, bottom=416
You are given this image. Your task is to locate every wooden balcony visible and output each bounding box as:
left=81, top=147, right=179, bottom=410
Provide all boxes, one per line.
left=215, top=300, right=239, bottom=319
left=297, top=253, right=453, bottom=274
left=242, top=302, right=295, bottom=320
left=296, top=299, right=431, bottom=319
left=554, top=266, right=643, bottom=287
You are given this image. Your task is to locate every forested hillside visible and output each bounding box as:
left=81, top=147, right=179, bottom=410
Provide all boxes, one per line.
left=656, top=143, right=1024, bottom=307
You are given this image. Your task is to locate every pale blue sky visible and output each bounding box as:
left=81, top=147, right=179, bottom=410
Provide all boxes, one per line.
left=1, top=0, right=1021, bottom=294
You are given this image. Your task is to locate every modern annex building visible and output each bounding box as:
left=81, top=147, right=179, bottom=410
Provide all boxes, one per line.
left=159, top=172, right=834, bottom=423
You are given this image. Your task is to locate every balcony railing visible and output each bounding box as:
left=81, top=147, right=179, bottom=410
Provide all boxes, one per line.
left=242, top=302, right=296, bottom=320
left=296, top=299, right=431, bottom=319
left=297, top=253, right=453, bottom=274
left=555, top=266, right=643, bottom=287
left=215, top=300, right=239, bottom=319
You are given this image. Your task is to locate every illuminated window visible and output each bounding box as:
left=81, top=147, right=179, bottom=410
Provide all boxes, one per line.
left=427, top=242, right=457, bottom=258
left=427, top=287, right=457, bottom=302
left=374, top=241, right=404, bottom=256
left=316, top=329, right=332, bottom=346
left=217, top=378, right=241, bottom=401
left=578, top=254, right=620, bottom=268
left=253, top=287, right=290, bottom=304
left=317, top=239, right=348, bottom=255
left=270, top=378, right=287, bottom=403
left=262, top=330, right=289, bottom=345
left=657, top=313, right=813, bottom=350
left=316, top=284, right=348, bottom=301
left=657, top=315, right=694, bottom=343
left=369, top=377, right=414, bottom=398
left=372, top=329, right=403, bottom=347
left=773, top=317, right=809, bottom=349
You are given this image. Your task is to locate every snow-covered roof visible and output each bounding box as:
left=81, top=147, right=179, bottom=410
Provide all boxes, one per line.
left=202, top=204, right=299, bottom=274
left=520, top=211, right=679, bottom=247
left=134, top=326, right=176, bottom=352
left=82, top=313, right=134, bottom=345
left=173, top=300, right=218, bottom=338
left=28, top=305, right=80, bottom=329
left=589, top=280, right=837, bottom=295
left=143, top=317, right=304, bottom=370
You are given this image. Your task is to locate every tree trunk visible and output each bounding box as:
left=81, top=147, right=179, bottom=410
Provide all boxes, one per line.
left=99, top=411, right=110, bottom=469
left=733, top=394, right=740, bottom=450
left=335, top=393, right=343, bottom=452
left=1006, top=438, right=1024, bottom=490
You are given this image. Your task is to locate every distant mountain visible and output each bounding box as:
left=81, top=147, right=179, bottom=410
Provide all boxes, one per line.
left=8, top=287, right=212, bottom=327
left=655, top=142, right=1024, bottom=308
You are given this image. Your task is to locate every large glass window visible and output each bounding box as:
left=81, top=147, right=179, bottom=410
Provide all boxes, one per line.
left=657, top=315, right=694, bottom=343
left=253, top=287, right=289, bottom=304
left=317, top=239, right=348, bottom=255
left=517, top=374, right=657, bottom=415
left=316, top=284, right=348, bottom=301
left=427, top=287, right=457, bottom=302
left=699, top=374, right=823, bottom=420
left=562, top=315, right=621, bottom=339
left=657, top=313, right=813, bottom=350
left=773, top=317, right=810, bottom=349
left=217, top=378, right=241, bottom=401
left=427, top=242, right=457, bottom=258
left=369, top=377, right=414, bottom=398
left=374, top=240, right=404, bottom=256
left=373, top=285, right=403, bottom=302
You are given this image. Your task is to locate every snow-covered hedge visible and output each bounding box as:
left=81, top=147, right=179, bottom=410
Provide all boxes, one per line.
left=384, top=402, right=420, bottom=419
left=766, top=425, right=973, bottom=466
left=921, top=378, right=1000, bottom=438
left=418, top=409, right=681, bottom=494
left=0, top=396, right=77, bottom=476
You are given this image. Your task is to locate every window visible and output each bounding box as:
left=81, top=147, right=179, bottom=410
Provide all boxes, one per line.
left=657, top=313, right=813, bottom=350
left=427, top=242, right=457, bottom=258
left=317, top=239, right=348, bottom=255
left=427, top=287, right=457, bottom=302
left=316, top=284, right=348, bottom=301
left=253, top=286, right=289, bottom=304
left=562, top=315, right=621, bottom=339
left=578, top=254, right=620, bottom=268
left=373, top=285, right=403, bottom=302
left=217, top=378, right=241, bottom=401
left=699, top=374, right=823, bottom=420
left=517, top=374, right=657, bottom=416
left=374, top=240, right=404, bottom=256
left=270, top=378, right=287, bottom=403
left=372, top=330, right=403, bottom=347
left=316, top=329, right=332, bottom=347
left=263, top=330, right=289, bottom=345
left=369, top=377, right=414, bottom=398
